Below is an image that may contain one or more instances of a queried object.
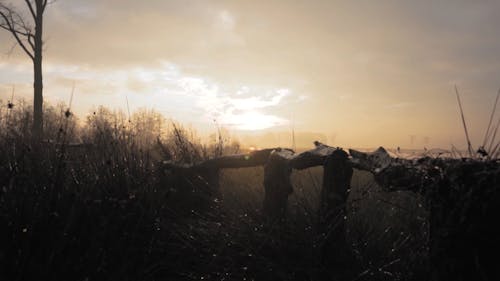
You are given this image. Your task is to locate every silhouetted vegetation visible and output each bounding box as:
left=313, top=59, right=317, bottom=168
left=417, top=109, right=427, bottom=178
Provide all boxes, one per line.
left=0, top=0, right=51, bottom=139
left=1, top=100, right=434, bottom=281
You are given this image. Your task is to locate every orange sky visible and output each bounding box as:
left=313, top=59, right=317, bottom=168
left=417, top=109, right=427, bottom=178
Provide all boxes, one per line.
left=1, top=0, right=500, bottom=149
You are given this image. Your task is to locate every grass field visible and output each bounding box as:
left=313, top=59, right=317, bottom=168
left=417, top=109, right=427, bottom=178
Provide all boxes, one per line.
left=0, top=102, right=429, bottom=281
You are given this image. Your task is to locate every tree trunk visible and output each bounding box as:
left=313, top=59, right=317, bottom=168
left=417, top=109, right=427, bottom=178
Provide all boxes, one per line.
left=33, top=2, right=44, bottom=141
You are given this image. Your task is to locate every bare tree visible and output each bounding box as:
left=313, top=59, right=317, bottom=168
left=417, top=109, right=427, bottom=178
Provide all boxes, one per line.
left=0, top=0, right=51, bottom=140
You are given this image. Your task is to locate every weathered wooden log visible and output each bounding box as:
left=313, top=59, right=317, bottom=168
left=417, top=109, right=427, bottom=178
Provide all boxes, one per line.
left=320, top=149, right=354, bottom=270
left=289, top=141, right=338, bottom=170
left=162, top=142, right=355, bottom=220
left=349, top=148, right=500, bottom=281
left=161, top=148, right=278, bottom=170
left=201, top=148, right=280, bottom=169
left=161, top=148, right=279, bottom=195
left=262, top=149, right=294, bottom=219
left=259, top=142, right=356, bottom=274
left=321, top=149, right=353, bottom=222
left=290, top=142, right=354, bottom=224
left=161, top=142, right=357, bottom=272
left=259, top=142, right=353, bottom=219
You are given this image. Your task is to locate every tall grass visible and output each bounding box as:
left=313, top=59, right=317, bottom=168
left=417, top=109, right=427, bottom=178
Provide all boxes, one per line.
left=0, top=100, right=428, bottom=280
left=454, top=86, right=500, bottom=159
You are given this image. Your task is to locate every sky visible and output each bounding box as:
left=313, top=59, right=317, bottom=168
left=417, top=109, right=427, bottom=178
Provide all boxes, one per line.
left=1, top=0, right=500, bottom=149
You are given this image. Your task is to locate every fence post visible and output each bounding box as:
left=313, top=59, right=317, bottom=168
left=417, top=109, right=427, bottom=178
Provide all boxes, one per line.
left=263, top=150, right=294, bottom=220
left=319, top=149, right=354, bottom=272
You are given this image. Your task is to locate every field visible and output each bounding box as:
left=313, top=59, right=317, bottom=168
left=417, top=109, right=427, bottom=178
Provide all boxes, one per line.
left=3, top=1, right=500, bottom=280
left=1, top=103, right=429, bottom=281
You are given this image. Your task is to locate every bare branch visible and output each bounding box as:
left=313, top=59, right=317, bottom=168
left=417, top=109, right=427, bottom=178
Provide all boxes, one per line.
left=24, top=0, right=36, bottom=19
left=27, top=32, right=35, bottom=49
left=0, top=6, right=35, bottom=59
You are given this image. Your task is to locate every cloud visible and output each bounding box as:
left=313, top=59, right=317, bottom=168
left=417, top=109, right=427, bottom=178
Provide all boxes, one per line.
left=2, top=0, right=500, bottom=146
left=216, top=10, right=236, bottom=31
left=0, top=50, right=295, bottom=130
left=219, top=111, right=288, bottom=130
left=178, top=77, right=291, bottom=130
left=228, top=90, right=288, bottom=111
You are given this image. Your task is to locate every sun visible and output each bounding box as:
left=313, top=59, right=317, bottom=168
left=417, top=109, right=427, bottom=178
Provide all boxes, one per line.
left=221, top=111, right=288, bottom=131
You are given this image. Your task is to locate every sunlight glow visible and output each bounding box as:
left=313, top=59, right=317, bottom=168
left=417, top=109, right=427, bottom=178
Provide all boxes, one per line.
left=179, top=77, right=291, bottom=131
left=220, top=110, right=288, bottom=130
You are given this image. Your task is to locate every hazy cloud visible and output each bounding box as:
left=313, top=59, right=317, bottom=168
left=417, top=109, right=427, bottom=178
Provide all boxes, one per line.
left=179, top=77, right=291, bottom=130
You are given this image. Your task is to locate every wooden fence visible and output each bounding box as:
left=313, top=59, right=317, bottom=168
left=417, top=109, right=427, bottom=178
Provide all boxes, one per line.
left=161, top=141, right=499, bottom=281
